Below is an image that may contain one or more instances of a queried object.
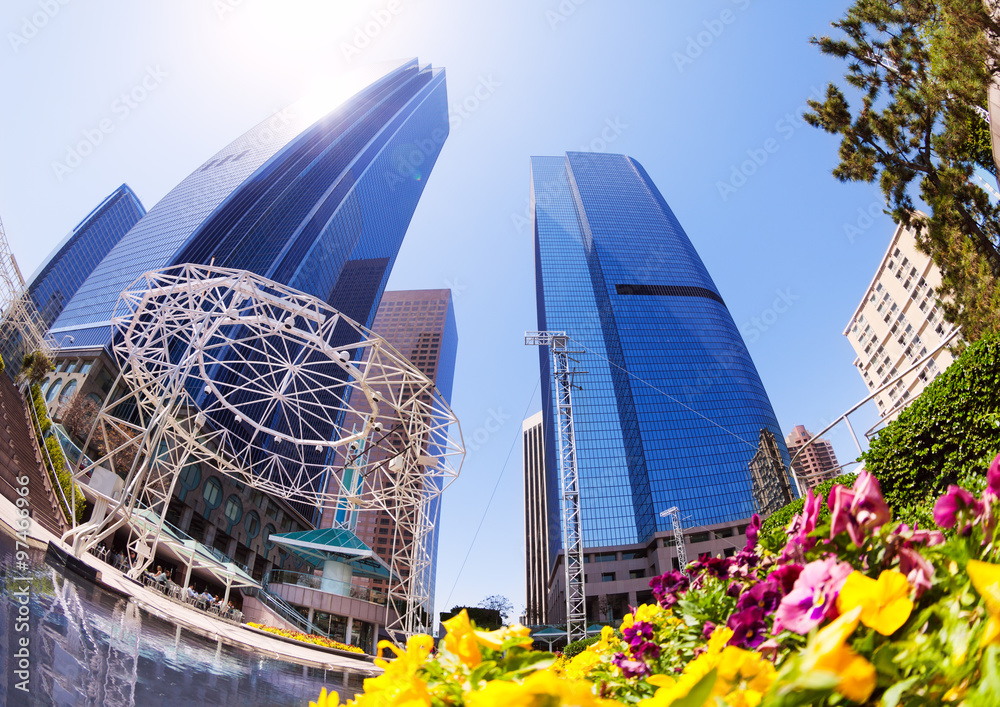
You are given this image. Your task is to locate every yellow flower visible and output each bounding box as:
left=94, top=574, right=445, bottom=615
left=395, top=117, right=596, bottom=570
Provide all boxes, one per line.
left=442, top=610, right=483, bottom=667
left=476, top=623, right=534, bottom=652
left=968, top=559, right=1000, bottom=646
left=467, top=669, right=617, bottom=707
left=715, top=646, right=775, bottom=698
left=800, top=606, right=876, bottom=703
left=837, top=570, right=913, bottom=635
left=565, top=648, right=602, bottom=679
left=310, top=687, right=339, bottom=707
left=705, top=625, right=734, bottom=656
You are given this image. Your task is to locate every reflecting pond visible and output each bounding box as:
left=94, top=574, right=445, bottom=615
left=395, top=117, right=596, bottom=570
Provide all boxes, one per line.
left=0, top=528, right=369, bottom=707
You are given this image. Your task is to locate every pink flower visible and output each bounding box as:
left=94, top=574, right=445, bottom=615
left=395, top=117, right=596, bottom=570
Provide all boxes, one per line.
left=829, top=471, right=891, bottom=546
left=780, top=489, right=822, bottom=562
left=933, top=485, right=983, bottom=531
left=898, top=546, right=934, bottom=598
left=772, top=557, right=852, bottom=635
left=986, top=453, right=1000, bottom=500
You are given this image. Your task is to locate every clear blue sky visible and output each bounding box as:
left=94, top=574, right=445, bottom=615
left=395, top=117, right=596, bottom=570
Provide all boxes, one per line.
left=1, top=0, right=890, bottom=621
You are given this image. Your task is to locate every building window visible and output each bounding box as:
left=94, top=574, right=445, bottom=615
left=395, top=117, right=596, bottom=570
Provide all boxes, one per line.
left=179, top=463, right=201, bottom=491
left=60, top=380, right=78, bottom=402
left=203, top=477, right=222, bottom=509
left=245, top=511, right=260, bottom=538
left=46, top=380, right=63, bottom=402
left=621, top=550, right=647, bottom=560
left=263, top=523, right=276, bottom=550
left=629, top=569, right=645, bottom=580
left=601, top=572, right=616, bottom=582
left=224, top=496, right=242, bottom=523
left=689, top=532, right=710, bottom=544
left=595, top=552, right=617, bottom=562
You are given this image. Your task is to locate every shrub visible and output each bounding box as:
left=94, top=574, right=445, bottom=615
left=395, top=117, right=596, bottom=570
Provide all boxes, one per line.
left=44, top=434, right=85, bottom=524
left=862, top=333, right=1000, bottom=511
left=563, top=635, right=600, bottom=658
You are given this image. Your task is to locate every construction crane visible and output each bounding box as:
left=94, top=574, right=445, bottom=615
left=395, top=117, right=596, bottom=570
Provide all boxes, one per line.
left=659, top=506, right=688, bottom=574
left=525, top=331, right=587, bottom=644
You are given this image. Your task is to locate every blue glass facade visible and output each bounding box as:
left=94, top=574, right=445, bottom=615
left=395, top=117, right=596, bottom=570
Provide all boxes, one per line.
left=532, top=152, right=793, bottom=557
left=27, top=184, right=145, bottom=330
left=48, top=58, right=448, bottom=347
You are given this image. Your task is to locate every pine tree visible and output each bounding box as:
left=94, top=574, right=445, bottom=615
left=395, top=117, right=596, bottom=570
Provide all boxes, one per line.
left=806, top=0, right=1000, bottom=340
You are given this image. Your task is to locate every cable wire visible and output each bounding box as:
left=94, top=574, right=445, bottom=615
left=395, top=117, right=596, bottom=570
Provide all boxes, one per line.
left=443, top=377, right=540, bottom=610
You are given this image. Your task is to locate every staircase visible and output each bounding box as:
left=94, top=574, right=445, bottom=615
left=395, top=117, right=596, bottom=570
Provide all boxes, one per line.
left=242, top=582, right=330, bottom=637
left=0, top=375, right=68, bottom=536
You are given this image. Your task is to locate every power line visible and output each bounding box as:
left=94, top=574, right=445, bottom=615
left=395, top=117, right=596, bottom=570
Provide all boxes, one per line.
left=443, top=377, right=540, bottom=609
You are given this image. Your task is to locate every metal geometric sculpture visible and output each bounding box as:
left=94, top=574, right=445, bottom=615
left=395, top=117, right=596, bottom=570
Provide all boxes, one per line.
left=0, top=215, right=52, bottom=375
left=62, top=264, right=464, bottom=640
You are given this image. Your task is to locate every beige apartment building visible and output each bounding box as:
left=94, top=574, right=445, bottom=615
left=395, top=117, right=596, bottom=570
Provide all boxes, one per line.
left=785, top=425, right=840, bottom=491
left=844, top=218, right=958, bottom=422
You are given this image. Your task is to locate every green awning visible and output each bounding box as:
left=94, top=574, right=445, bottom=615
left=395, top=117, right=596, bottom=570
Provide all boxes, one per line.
left=270, top=527, right=393, bottom=580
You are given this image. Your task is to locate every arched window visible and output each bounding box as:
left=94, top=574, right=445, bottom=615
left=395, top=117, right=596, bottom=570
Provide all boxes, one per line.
left=263, top=523, right=276, bottom=550
left=245, top=511, right=260, bottom=538
left=86, top=393, right=102, bottom=406
left=179, top=463, right=201, bottom=491
left=46, top=380, right=63, bottom=402
left=224, top=495, right=242, bottom=523
left=203, top=477, right=222, bottom=509
left=60, top=380, right=78, bottom=401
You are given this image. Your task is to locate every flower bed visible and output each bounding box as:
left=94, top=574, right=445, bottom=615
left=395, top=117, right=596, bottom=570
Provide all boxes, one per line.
left=309, top=453, right=1000, bottom=706
left=246, top=623, right=364, bottom=654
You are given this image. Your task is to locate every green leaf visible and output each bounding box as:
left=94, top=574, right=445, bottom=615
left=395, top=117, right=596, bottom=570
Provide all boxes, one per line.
left=881, top=676, right=919, bottom=707
left=670, top=668, right=717, bottom=707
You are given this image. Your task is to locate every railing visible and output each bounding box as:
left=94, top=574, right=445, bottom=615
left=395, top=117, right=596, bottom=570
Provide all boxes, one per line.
left=242, top=584, right=330, bottom=637
left=264, top=569, right=388, bottom=606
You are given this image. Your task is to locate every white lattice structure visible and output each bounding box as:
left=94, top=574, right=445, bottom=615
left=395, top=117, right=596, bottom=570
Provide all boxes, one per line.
left=0, top=215, right=52, bottom=373
left=62, top=264, right=464, bottom=640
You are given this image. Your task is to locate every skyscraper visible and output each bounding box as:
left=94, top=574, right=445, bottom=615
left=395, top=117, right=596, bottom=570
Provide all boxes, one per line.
left=48, top=59, right=448, bottom=348
left=325, top=289, right=458, bottom=614
left=522, top=411, right=549, bottom=626
left=785, top=425, right=841, bottom=490
left=530, top=152, right=793, bottom=562
left=27, top=184, right=146, bottom=330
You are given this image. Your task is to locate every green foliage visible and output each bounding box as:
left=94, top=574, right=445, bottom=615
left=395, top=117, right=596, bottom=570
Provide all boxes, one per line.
left=43, top=422, right=85, bottom=524
left=442, top=606, right=502, bottom=631
left=19, top=350, right=53, bottom=387
left=862, top=334, right=1000, bottom=511
left=759, top=473, right=857, bottom=552
left=959, top=112, right=996, bottom=176
left=0, top=351, right=5, bottom=374
left=29, top=384, right=51, bottom=437
left=562, top=636, right=599, bottom=659
left=806, top=1, right=1000, bottom=341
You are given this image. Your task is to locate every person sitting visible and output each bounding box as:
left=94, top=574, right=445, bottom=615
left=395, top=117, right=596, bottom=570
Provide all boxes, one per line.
left=186, top=585, right=199, bottom=602
left=151, top=566, right=167, bottom=584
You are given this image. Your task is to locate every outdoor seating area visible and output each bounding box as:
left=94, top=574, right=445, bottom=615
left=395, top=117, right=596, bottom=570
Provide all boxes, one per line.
left=140, top=568, right=246, bottom=622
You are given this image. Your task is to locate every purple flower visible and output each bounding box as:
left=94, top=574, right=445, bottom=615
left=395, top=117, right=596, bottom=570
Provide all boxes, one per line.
left=701, top=621, right=716, bottom=640
left=612, top=652, right=650, bottom=679
left=736, top=580, right=781, bottom=614
left=744, top=514, right=761, bottom=549
left=727, top=607, right=767, bottom=648
left=770, top=563, right=803, bottom=595
left=649, top=570, right=689, bottom=609
left=689, top=553, right=732, bottom=580
left=898, top=546, right=934, bottom=598
left=772, top=556, right=852, bottom=635
left=933, top=485, right=983, bottom=529
left=780, top=489, right=822, bottom=562
left=622, top=621, right=661, bottom=660
left=829, top=471, right=891, bottom=546
left=986, top=453, right=1000, bottom=499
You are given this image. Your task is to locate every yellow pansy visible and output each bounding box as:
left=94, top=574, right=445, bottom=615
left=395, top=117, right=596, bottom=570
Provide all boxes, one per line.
left=475, top=623, right=534, bottom=652
left=467, top=669, right=617, bottom=707
left=310, top=687, right=339, bottom=707
left=442, top=610, right=484, bottom=667
left=968, top=559, right=1000, bottom=646
left=837, top=570, right=913, bottom=635
left=716, top=646, right=776, bottom=697
left=800, top=606, right=876, bottom=703
left=705, top=625, right=734, bottom=655
left=565, top=648, right=602, bottom=679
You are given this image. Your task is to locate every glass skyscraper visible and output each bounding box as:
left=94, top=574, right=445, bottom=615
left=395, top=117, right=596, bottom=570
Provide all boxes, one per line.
left=531, top=152, right=793, bottom=558
left=27, top=183, right=146, bottom=331
left=48, top=58, right=449, bottom=347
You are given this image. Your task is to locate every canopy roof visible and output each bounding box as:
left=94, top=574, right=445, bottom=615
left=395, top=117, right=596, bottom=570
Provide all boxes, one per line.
left=270, top=527, right=393, bottom=580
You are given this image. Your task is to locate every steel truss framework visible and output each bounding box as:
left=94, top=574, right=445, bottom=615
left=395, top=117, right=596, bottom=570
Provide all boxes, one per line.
left=0, top=215, right=52, bottom=374
left=525, top=331, right=587, bottom=644
left=62, top=264, right=464, bottom=641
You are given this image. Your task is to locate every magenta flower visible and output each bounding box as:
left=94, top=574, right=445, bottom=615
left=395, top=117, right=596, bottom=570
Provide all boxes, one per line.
left=649, top=570, right=689, bottom=609
left=689, top=553, right=732, bottom=580
left=772, top=556, right=852, bottom=635
left=770, top=563, right=803, bottom=594
left=612, top=652, right=650, bottom=678
left=736, top=580, right=781, bottom=614
left=829, top=471, right=891, bottom=546
left=780, top=489, right=822, bottom=562
left=898, top=546, right=934, bottom=598
left=727, top=607, right=767, bottom=648
left=744, top=514, right=761, bottom=549
left=987, top=453, right=1000, bottom=499
left=933, top=485, right=983, bottom=530
left=622, top=621, right=660, bottom=660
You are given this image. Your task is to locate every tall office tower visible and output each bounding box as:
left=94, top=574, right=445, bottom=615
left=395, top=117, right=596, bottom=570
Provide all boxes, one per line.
left=522, top=411, right=549, bottom=626
left=327, top=289, right=458, bottom=613
left=785, top=425, right=841, bottom=490
left=530, top=152, right=793, bottom=578
left=28, top=184, right=146, bottom=330
left=47, top=58, right=448, bottom=349
left=844, top=217, right=958, bottom=422
left=0, top=184, right=145, bottom=375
